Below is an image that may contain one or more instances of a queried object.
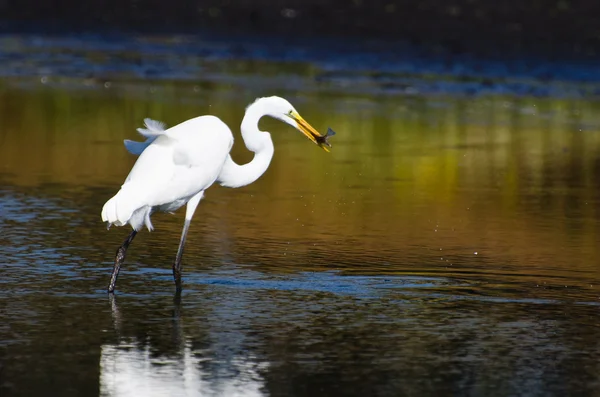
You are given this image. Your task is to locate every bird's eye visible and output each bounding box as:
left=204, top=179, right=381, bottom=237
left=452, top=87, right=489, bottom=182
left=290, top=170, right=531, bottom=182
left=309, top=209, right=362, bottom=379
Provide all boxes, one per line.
left=287, top=110, right=294, bottom=116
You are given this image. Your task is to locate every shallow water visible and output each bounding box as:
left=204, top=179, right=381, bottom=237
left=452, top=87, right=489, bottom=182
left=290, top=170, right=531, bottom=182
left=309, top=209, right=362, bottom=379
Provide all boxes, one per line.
left=1, top=35, right=600, bottom=396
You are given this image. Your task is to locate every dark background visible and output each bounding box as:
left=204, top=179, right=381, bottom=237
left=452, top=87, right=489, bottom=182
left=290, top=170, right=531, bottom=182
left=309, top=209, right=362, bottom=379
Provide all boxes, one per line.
left=1, top=0, right=598, bottom=60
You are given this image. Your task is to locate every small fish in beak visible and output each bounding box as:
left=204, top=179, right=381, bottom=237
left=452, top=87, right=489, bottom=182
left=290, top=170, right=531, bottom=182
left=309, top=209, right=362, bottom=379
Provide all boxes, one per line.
left=316, top=128, right=336, bottom=149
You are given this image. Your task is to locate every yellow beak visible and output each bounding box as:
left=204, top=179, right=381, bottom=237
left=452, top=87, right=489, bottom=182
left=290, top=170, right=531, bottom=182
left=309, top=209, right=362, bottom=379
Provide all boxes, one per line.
left=290, top=112, right=331, bottom=152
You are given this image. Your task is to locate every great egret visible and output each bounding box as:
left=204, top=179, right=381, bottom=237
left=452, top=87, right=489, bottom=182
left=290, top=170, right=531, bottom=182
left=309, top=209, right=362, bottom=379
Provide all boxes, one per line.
left=101, top=96, right=333, bottom=293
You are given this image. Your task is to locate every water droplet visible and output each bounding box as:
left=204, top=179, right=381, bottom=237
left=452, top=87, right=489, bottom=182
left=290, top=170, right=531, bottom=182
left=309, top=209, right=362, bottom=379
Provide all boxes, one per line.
left=281, top=8, right=298, bottom=18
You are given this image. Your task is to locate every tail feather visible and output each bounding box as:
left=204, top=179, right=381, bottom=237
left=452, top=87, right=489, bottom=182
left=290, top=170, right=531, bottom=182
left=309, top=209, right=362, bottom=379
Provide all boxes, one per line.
left=101, top=187, right=148, bottom=230
left=101, top=195, right=119, bottom=227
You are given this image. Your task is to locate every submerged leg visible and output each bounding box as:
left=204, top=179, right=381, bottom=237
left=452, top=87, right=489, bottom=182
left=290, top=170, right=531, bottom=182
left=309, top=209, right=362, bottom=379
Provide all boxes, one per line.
left=108, top=229, right=138, bottom=293
left=173, top=191, right=204, bottom=292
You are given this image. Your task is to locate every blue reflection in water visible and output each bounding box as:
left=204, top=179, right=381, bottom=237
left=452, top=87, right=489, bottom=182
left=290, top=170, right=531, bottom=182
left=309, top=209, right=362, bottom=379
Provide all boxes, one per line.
left=192, top=270, right=448, bottom=296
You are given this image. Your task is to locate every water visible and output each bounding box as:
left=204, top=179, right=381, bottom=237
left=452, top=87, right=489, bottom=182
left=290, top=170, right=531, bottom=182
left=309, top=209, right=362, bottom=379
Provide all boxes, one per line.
left=1, top=35, right=600, bottom=397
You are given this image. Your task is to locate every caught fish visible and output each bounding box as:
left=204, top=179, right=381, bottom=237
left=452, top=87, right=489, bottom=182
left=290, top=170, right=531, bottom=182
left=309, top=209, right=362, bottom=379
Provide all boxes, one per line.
left=316, top=127, right=336, bottom=150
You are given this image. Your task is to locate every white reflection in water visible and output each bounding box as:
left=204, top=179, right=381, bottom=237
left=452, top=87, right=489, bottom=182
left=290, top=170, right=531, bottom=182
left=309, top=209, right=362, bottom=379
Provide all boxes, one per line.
left=100, top=342, right=266, bottom=397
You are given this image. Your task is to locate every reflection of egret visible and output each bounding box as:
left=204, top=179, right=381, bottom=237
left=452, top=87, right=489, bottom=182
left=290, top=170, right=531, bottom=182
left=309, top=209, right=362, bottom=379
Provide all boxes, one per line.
left=103, top=294, right=266, bottom=397
left=102, top=96, right=332, bottom=293
left=109, top=294, right=122, bottom=333
left=100, top=341, right=267, bottom=397
left=109, top=291, right=185, bottom=354
left=104, top=293, right=266, bottom=396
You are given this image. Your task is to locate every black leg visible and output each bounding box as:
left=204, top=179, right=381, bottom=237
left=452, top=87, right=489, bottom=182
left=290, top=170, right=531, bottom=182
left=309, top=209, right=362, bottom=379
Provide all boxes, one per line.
left=108, top=229, right=138, bottom=293
left=173, top=218, right=191, bottom=293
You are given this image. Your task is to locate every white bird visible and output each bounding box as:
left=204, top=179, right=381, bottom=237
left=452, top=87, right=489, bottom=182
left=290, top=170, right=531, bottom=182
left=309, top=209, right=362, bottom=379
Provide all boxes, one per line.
left=101, top=96, right=333, bottom=293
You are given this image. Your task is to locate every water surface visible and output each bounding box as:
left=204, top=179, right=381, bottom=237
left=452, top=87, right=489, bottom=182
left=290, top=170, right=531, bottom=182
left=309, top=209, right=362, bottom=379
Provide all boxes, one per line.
left=1, top=35, right=600, bottom=397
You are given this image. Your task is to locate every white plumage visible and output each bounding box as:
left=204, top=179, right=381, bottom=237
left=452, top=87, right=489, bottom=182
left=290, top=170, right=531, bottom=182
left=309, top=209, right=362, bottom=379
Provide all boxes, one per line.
left=101, top=96, right=330, bottom=293
left=102, top=115, right=233, bottom=231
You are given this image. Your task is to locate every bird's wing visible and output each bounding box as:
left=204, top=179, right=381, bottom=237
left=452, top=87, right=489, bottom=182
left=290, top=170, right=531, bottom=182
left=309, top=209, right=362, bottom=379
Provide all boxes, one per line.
left=122, top=116, right=234, bottom=208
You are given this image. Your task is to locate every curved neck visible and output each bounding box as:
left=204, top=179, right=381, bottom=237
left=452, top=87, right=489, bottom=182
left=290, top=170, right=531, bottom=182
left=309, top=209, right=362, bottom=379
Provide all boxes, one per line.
left=217, top=99, right=275, bottom=188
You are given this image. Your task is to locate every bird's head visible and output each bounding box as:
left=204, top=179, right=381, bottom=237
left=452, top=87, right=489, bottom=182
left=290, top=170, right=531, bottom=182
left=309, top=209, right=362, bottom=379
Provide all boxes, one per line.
left=262, top=96, right=333, bottom=152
